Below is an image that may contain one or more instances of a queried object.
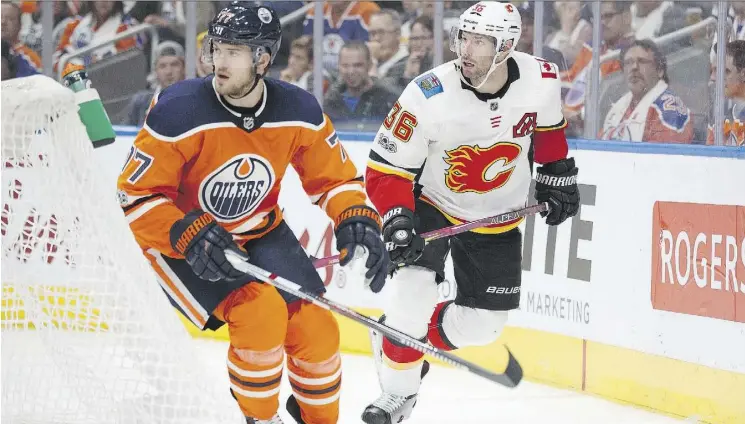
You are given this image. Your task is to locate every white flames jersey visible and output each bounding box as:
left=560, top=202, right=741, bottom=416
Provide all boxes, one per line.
left=368, top=52, right=567, bottom=228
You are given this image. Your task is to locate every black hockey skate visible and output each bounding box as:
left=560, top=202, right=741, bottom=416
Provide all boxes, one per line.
left=361, top=362, right=430, bottom=424
left=363, top=315, right=431, bottom=424
left=285, top=394, right=306, bottom=424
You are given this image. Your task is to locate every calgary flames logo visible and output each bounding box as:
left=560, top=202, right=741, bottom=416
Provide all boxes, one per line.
left=443, top=142, right=522, bottom=194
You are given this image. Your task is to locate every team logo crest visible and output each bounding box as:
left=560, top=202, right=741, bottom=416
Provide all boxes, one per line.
left=199, top=154, right=275, bottom=222
left=257, top=7, right=273, bottom=23
left=443, top=142, right=522, bottom=194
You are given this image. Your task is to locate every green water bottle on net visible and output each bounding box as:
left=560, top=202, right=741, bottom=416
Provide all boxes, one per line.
left=62, top=63, right=116, bottom=148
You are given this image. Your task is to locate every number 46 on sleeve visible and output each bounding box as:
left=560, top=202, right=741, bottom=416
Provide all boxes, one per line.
left=383, top=101, right=418, bottom=143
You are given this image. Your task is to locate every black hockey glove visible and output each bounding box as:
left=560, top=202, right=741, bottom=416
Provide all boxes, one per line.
left=534, top=157, right=580, bottom=226
left=382, top=206, right=425, bottom=272
left=170, top=210, right=249, bottom=282
left=335, top=205, right=390, bottom=293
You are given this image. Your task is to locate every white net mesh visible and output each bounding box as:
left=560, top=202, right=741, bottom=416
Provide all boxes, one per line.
left=1, top=75, right=242, bottom=424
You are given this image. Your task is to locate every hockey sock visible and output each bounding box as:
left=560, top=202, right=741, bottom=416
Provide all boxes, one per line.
left=427, top=301, right=458, bottom=350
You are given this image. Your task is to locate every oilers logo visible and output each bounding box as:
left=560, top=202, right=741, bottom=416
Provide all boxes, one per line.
left=199, top=154, right=274, bottom=222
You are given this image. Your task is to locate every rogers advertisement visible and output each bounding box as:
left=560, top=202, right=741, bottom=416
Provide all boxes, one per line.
left=651, top=201, right=745, bottom=323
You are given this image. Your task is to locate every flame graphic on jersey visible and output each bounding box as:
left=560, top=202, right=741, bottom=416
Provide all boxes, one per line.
left=443, top=143, right=522, bottom=194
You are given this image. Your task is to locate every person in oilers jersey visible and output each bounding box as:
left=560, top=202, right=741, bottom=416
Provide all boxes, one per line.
left=361, top=2, right=581, bottom=423
left=116, top=3, right=389, bottom=424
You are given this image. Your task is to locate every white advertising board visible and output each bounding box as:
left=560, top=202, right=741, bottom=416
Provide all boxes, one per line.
left=12, top=132, right=741, bottom=375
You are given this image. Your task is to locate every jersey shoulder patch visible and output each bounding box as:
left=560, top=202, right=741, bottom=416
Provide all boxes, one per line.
left=652, top=91, right=690, bottom=131
left=534, top=57, right=559, bottom=79
left=414, top=72, right=444, bottom=99
left=262, top=78, right=324, bottom=127
left=145, top=78, right=223, bottom=138
left=513, top=51, right=559, bottom=80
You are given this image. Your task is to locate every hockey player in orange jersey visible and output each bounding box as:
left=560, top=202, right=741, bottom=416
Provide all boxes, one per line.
left=116, top=4, right=389, bottom=423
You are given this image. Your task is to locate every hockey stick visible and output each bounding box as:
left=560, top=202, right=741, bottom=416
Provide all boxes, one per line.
left=225, top=248, right=523, bottom=389
left=312, top=202, right=549, bottom=268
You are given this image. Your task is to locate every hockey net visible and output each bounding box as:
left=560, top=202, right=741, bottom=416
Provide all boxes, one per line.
left=1, top=75, right=241, bottom=424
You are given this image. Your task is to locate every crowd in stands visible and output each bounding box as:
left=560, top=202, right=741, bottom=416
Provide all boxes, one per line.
left=1, top=1, right=744, bottom=146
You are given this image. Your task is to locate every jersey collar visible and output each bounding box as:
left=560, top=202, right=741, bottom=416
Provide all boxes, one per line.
left=212, top=76, right=268, bottom=118
left=459, top=57, right=520, bottom=102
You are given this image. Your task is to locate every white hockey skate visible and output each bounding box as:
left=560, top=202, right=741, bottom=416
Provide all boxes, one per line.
left=363, top=316, right=430, bottom=424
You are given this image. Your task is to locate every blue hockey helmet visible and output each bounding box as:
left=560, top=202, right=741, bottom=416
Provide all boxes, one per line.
left=205, top=2, right=282, bottom=65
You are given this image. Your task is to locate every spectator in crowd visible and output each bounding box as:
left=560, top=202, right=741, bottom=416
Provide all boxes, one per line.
left=600, top=39, right=693, bottom=143
left=2, top=39, right=18, bottom=81
left=124, top=41, right=185, bottom=127
left=196, top=30, right=212, bottom=78
left=399, top=0, right=421, bottom=46
left=710, top=2, right=745, bottom=65
left=1, top=2, right=41, bottom=76
left=385, top=14, right=434, bottom=90
left=630, top=1, right=688, bottom=41
left=127, top=1, right=215, bottom=46
left=302, top=0, right=380, bottom=72
left=707, top=40, right=745, bottom=146
left=15, top=0, right=82, bottom=54
left=546, top=1, right=592, bottom=67
left=323, top=41, right=398, bottom=123
left=516, top=2, right=569, bottom=72
left=563, top=1, right=636, bottom=136
left=253, top=1, right=306, bottom=67
left=368, top=9, right=408, bottom=78
left=53, top=1, right=143, bottom=72
left=279, top=35, right=329, bottom=94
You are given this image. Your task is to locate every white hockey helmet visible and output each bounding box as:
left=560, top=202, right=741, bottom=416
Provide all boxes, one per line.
left=450, top=2, right=522, bottom=87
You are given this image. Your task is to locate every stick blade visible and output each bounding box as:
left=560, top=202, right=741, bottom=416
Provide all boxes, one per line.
left=501, top=347, right=523, bottom=387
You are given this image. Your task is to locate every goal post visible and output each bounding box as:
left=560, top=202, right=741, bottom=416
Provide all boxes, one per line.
left=1, top=75, right=241, bottom=424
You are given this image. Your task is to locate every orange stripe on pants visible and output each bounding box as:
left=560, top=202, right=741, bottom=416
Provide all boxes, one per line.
left=146, top=251, right=208, bottom=328
left=285, top=301, right=341, bottom=423
left=214, top=283, right=288, bottom=420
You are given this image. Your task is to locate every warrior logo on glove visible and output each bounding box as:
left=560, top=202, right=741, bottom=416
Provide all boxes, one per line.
left=334, top=205, right=389, bottom=293
left=534, top=158, right=580, bottom=226
left=170, top=210, right=248, bottom=282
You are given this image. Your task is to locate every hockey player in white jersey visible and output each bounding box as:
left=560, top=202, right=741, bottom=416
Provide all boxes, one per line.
left=362, top=2, right=580, bottom=423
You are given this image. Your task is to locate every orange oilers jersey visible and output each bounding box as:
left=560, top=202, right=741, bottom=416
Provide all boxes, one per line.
left=117, top=76, right=366, bottom=258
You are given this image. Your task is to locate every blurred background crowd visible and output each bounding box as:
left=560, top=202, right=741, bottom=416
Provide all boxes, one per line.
left=0, top=0, right=742, bottom=146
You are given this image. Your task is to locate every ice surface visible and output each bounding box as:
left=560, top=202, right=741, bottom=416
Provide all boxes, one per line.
left=191, top=338, right=684, bottom=424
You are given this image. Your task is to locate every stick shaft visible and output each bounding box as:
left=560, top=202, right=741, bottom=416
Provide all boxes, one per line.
left=313, top=203, right=548, bottom=268
left=225, top=250, right=523, bottom=388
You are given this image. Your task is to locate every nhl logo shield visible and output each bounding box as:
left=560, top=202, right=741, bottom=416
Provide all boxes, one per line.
left=490, top=101, right=499, bottom=111
left=243, top=116, right=255, bottom=131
